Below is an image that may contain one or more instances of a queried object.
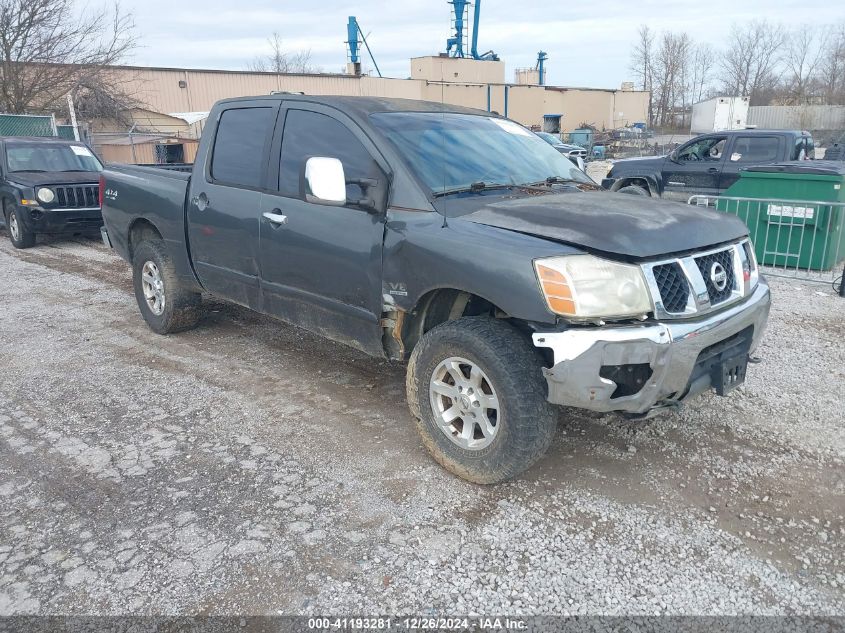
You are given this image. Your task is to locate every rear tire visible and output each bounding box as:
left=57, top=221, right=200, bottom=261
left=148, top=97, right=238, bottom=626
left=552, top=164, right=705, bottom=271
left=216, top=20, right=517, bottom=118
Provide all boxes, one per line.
left=6, top=207, right=36, bottom=249
left=132, top=239, right=201, bottom=334
left=617, top=184, right=651, bottom=196
left=406, top=317, right=557, bottom=484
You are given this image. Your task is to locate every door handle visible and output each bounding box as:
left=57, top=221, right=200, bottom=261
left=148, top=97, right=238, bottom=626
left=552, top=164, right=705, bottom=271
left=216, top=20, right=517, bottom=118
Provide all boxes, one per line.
left=263, top=210, right=288, bottom=226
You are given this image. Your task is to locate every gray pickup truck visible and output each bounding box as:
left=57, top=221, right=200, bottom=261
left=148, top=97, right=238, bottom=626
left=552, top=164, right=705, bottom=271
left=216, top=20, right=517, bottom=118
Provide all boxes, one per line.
left=100, top=95, right=771, bottom=483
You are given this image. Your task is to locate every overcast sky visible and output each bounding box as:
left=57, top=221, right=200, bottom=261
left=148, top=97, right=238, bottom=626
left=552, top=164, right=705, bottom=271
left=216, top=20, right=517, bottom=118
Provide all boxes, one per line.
left=123, top=0, right=843, bottom=88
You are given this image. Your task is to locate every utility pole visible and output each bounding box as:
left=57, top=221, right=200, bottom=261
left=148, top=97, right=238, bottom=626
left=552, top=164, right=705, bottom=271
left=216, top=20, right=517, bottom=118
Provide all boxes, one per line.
left=66, top=93, right=80, bottom=141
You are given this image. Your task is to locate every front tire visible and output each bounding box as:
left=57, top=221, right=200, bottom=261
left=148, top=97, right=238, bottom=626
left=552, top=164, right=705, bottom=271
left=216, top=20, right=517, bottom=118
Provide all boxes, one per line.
left=406, top=317, right=557, bottom=484
left=6, top=207, right=36, bottom=249
left=617, top=184, right=651, bottom=196
left=132, top=239, right=201, bottom=334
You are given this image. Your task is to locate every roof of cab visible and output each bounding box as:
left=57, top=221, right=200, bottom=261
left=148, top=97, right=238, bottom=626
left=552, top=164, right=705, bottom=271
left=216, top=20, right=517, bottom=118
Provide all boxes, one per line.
left=718, top=129, right=810, bottom=137
left=214, top=94, right=495, bottom=119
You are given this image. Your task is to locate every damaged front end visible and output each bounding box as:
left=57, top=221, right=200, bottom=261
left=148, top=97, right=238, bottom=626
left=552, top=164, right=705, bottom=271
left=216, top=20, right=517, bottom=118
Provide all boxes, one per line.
left=532, top=280, right=771, bottom=418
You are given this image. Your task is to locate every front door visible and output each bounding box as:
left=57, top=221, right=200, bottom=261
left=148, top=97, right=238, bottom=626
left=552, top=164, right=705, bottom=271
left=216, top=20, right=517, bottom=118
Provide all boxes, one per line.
left=662, top=135, right=727, bottom=201
left=257, top=105, right=389, bottom=355
left=718, top=135, right=783, bottom=191
left=186, top=101, right=279, bottom=308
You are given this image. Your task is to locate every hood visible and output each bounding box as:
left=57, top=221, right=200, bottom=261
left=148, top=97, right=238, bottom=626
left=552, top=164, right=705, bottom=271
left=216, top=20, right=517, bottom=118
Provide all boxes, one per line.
left=7, top=171, right=101, bottom=188
left=610, top=155, right=665, bottom=171
left=448, top=190, right=749, bottom=259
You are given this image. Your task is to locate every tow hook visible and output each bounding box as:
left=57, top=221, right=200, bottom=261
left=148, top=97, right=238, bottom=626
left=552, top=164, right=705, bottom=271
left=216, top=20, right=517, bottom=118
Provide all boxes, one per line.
left=748, top=355, right=763, bottom=364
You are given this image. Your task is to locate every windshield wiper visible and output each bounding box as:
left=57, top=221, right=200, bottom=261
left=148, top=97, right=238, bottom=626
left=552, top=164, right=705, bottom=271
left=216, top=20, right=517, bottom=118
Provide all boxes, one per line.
left=432, top=181, right=516, bottom=198
left=524, top=176, right=601, bottom=189
left=10, top=169, right=47, bottom=173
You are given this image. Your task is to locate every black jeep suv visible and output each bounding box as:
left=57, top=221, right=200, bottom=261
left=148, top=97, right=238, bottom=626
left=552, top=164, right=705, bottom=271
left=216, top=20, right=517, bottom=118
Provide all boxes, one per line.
left=0, top=136, right=104, bottom=248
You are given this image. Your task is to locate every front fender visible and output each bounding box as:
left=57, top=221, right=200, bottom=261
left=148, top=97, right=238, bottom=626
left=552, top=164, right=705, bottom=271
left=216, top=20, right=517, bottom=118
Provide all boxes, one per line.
left=383, top=210, right=579, bottom=325
left=611, top=173, right=661, bottom=196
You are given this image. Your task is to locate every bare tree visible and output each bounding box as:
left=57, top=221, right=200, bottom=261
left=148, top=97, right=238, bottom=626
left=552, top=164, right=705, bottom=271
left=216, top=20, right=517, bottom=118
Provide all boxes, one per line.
left=630, top=25, right=655, bottom=124
left=781, top=24, right=828, bottom=104
left=689, top=43, right=716, bottom=105
left=818, top=21, right=845, bottom=105
left=249, top=33, right=323, bottom=74
left=719, top=20, right=784, bottom=104
left=651, top=31, right=693, bottom=127
left=0, top=0, right=138, bottom=121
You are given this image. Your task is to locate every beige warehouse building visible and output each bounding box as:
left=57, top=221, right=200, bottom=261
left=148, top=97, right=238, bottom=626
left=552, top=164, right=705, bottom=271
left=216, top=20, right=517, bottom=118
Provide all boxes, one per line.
left=92, top=56, right=648, bottom=162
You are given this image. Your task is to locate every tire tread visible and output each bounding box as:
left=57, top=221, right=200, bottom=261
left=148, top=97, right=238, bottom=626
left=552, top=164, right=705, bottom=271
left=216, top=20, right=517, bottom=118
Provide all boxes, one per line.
left=132, top=239, right=201, bottom=334
left=407, top=316, right=556, bottom=484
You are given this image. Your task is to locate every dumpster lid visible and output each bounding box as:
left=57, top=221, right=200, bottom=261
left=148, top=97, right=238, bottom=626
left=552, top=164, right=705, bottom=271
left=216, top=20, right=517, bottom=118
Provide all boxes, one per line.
left=742, top=161, right=845, bottom=176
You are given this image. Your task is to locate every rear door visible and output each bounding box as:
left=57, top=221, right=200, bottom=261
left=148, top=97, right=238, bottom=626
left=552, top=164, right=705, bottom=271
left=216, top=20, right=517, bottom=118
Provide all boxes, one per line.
left=718, top=134, right=782, bottom=191
left=662, top=135, right=727, bottom=200
left=257, top=104, right=389, bottom=355
left=186, top=100, right=279, bottom=308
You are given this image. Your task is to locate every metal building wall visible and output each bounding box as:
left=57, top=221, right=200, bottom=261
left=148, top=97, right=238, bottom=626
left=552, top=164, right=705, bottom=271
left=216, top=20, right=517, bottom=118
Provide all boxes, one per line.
left=747, top=106, right=845, bottom=131
left=117, top=67, right=423, bottom=114
left=105, top=65, right=649, bottom=133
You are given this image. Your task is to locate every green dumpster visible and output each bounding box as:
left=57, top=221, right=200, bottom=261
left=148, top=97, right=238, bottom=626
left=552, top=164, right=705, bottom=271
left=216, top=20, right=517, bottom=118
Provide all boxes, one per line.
left=717, top=161, right=845, bottom=271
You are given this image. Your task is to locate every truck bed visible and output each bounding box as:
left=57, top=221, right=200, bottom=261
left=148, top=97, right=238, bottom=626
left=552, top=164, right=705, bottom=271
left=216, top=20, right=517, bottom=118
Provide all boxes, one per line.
left=100, top=164, right=197, bottom=289
left=108, top=163, right=191, bottom=182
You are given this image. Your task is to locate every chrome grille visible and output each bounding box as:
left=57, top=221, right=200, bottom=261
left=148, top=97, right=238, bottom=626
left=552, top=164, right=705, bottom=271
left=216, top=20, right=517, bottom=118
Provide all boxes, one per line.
left=695, top=249, right=736, bottom=305
left=652, top=263, right=689, bottom=313
left=642, top=241, right=752, bottom=320
left=54, top=184, right=99, bottom=209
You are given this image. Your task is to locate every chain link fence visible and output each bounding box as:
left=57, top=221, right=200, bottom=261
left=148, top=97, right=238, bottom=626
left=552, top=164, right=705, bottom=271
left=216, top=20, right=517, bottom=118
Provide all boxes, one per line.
left=89, top=132, right=198, bottom=166
left=0, top=113, right=80, bottom=141
left=0, top=113, right=57, bottom=137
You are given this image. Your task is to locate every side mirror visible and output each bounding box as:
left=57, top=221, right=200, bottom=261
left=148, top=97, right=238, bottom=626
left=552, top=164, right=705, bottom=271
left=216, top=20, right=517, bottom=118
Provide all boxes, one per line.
left=305, top=157, right=346, bottom=206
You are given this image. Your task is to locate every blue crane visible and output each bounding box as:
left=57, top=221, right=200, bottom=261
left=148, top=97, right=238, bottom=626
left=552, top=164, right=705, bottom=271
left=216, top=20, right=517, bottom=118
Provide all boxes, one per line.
left=346, top=16, right=382, bottom=78
left=446, top=0, right=498, bottom=61
left=536, top=51, right=548, bottom=85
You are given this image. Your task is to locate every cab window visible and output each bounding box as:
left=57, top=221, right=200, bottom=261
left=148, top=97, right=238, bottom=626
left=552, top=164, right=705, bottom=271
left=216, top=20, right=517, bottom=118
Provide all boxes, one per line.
left=677, top=137, right=726, bottom=162
left=211, top=107, right=275, bottom=188
left=791, top=136, right=815, bottom=160
left=278, top=109, right=381, bottom=206
left=731, top=136, right=780, bottom=163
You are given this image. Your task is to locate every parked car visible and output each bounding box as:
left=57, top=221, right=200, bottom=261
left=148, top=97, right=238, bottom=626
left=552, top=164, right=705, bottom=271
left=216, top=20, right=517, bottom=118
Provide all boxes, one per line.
left=602, top=129, right=815, bottom=200
left=100, top=95, right=771, bottom=483
left=535, top=132, right=588, bottom=170
left=0, top=136, right=104, bottom=248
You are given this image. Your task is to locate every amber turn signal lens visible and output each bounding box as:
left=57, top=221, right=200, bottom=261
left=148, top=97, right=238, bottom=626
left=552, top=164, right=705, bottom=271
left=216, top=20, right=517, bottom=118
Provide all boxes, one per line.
left=536, top=263, right=576, bottom=315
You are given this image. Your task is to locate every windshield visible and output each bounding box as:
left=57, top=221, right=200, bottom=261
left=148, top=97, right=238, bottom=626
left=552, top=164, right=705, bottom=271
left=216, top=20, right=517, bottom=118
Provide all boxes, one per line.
left=370, top=112, right=592, bottom=194
left=5, top=143, right=103, bottom=173
left=535, top=132, right=563, bottom=146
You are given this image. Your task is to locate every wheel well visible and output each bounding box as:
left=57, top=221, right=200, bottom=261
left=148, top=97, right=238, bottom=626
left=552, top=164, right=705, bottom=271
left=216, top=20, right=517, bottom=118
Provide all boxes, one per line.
left=390, top=288, right=510, bottom=360
left=614, top=178, right=654, bottom=195
left=127, top=218, right=163, bottom=259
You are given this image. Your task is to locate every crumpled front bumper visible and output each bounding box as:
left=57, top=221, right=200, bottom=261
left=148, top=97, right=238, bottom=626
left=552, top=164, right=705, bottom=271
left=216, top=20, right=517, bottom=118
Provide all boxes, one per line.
left=532, top=279, right=771, bottom=415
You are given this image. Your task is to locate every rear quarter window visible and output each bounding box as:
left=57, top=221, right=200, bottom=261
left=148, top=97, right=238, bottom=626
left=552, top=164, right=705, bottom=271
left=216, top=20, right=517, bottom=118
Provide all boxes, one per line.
left=732, top=136, right=780, bottom=163
left=211, top=107, right=275, bottom=188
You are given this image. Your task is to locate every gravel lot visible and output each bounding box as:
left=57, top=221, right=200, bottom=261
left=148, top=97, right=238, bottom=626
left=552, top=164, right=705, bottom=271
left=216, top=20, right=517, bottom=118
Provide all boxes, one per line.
left=0, top=232, right=843, bottom=616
